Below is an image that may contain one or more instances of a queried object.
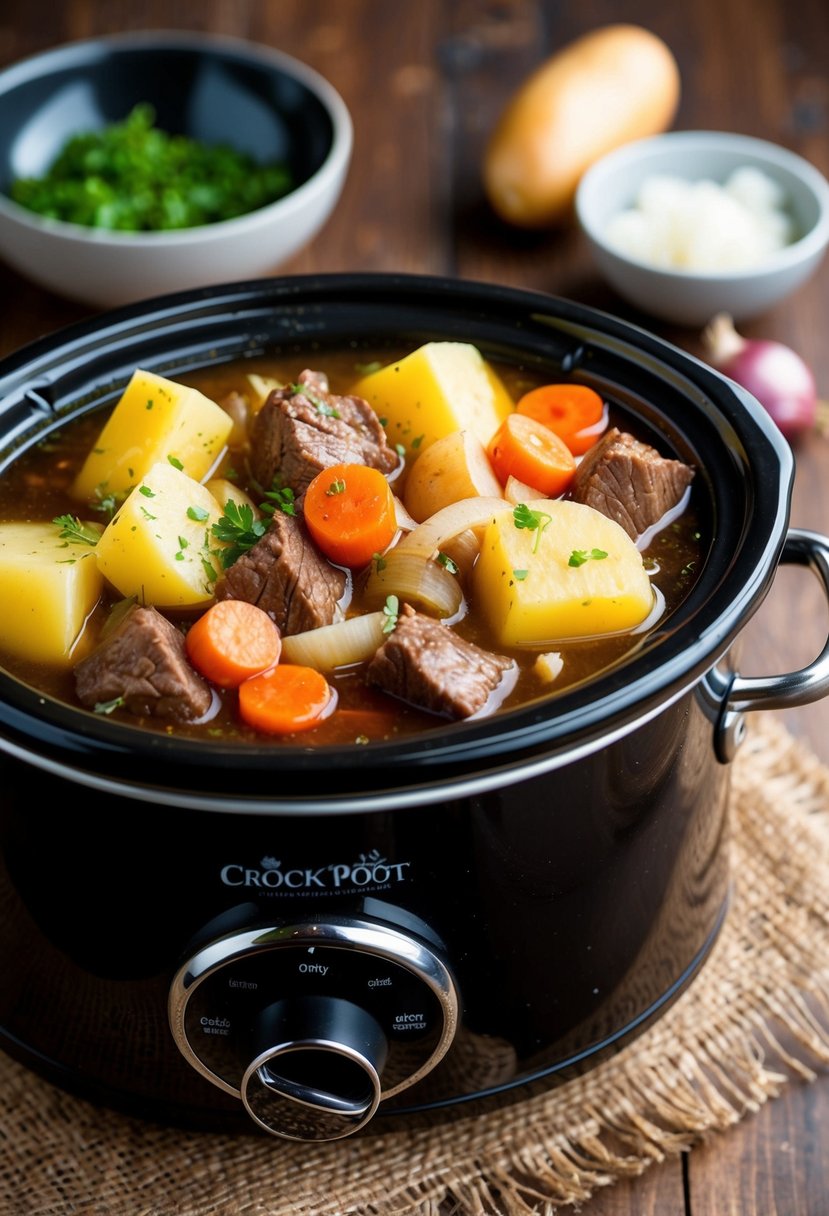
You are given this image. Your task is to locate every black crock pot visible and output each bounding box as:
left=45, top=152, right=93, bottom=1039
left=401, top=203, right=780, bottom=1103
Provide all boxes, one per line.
left=2, top=274, right=829, bottom=1141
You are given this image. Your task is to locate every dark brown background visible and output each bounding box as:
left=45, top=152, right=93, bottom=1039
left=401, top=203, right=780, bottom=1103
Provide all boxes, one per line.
left=1, top=1, right=828, bottom=1211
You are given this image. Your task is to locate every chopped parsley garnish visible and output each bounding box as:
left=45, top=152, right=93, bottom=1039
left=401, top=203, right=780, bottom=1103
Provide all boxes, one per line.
left=94, top=696, right=125, bottom=715
left=355, top=360, right=382, bottom=375
left=395, top=443, right=406, bottom=460
left=260, top=483, right=296, bottom=517
left=411, top=434, right=424, bottom=449
left=289, top=382, right=339, bottom=418
left=187, top=505, right=210, bottom=522
left=326, top=477, right=346, bottom=496
left=201, top=555, right=219, bottom=587
left=88, top=482, right=120, bottom=518
left=436, top=551, right=459, bottom=575
left=90, top=492, right=118, bottom=518
left=138, top=485, right=155, bottom=498
left=512, top=503, right=552, bottom=553
left=568, top=548, right=608, bottom=567
left=211, top=500, right=267, bottom=568
left=102, top=596, right=137, bottom=639
left=512, top=569, right=529, bottom=581
left=52, top=514, right=99, bottom=547
left=382, top=594, right=399, bottom=634
left=10, top=103, right=293, bottom=231
left=167, top=454, right=184, bottom=471
left=199, top=529, right=224, bottom=589
left=373, top=552, right=387, bottom=573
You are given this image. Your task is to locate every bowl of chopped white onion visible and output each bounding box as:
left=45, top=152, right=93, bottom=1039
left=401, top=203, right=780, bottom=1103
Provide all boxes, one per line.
left=575, top=130, right=829, bottom=325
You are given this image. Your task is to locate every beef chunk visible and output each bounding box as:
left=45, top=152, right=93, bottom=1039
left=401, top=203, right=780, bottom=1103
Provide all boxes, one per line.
left=570, top=427, right=695, bottom=540
left=367, top=604, right=516, bottom=719
left=295, top=368, right=330, bottom=395
left=74, top=605, right=212, bottom=721
left=215, top=510, right=346, bottom=636
left=248, top=368, right=399, bottom=497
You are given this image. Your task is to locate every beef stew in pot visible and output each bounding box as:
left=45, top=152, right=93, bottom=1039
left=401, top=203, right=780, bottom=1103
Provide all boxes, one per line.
left=0, top=341, right=700, bottom=745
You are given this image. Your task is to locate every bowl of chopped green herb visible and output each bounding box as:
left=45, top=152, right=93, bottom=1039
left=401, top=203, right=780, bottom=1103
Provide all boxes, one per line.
left=0, top=31, right=352, bottom=307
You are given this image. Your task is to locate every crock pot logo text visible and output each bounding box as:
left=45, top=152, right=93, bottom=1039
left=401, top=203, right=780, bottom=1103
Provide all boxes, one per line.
left=220, top=850, right=411, bottom=894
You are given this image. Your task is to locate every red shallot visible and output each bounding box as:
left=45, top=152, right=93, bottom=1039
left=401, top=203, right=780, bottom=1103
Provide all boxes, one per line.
left=701, top=312, right=818, bottom=441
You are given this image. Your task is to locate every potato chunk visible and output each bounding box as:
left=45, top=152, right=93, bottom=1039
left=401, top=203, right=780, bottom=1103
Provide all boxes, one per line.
left=351, top=342, right=513, bottom=455
left=205, top=478, right=261, bottom=518
left=403, top=430, right=504, bottom=523
left=95, top=462, right=225, bottom=608
left=72, top=368, right=233, bottom=504
left=246, top=373, right=284, bottom=411
left=474, top=499, right=653, bottom=646
left=0, top=522, right=103, bottom=664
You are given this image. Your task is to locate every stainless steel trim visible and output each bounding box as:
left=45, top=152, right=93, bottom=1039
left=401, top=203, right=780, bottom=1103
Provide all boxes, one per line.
left=240, top=1039, right=382, bottom=1141
left=168, top=916, right=459, bottom=1103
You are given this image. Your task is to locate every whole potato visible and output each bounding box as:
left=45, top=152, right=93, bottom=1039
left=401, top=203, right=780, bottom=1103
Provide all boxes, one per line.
left=483, top=24, right=680, bottom=228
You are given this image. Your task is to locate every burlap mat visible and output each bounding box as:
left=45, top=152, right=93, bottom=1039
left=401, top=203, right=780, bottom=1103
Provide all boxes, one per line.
left=3, top=713, right=829, bottom=1216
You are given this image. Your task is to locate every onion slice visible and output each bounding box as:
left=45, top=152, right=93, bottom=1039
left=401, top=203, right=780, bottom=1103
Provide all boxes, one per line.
left=393, top=495, right=418, bottom=532
left=504, top=474, right=545, bottom=505
left=397, top=496, right=512, bottom=560
left=438, top=527, right=481, bottom=578
left=280, top=612, right=388, bottom=671
left=363, top=548, right=463, bottom=619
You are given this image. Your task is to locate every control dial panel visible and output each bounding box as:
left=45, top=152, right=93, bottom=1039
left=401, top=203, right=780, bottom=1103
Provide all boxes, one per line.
left=168, top=911, right=459, bottom=1140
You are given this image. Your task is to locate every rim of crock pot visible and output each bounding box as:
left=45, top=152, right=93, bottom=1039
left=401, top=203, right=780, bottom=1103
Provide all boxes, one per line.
left=0, top=670, right=701, bottom=813
left=0, top=273, right=793, bottom=805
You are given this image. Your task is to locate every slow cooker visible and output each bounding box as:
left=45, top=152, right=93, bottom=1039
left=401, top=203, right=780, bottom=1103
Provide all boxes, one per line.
left=2, top=274, right=829, bottom=1142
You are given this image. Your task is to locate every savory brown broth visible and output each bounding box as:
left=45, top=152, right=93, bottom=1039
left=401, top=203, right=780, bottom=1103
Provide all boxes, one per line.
left=0, top=348, right=703, bottom=745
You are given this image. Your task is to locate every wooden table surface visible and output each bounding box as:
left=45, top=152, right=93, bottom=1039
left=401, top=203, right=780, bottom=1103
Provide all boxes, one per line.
left=1, top=0, right=828, bottom=1212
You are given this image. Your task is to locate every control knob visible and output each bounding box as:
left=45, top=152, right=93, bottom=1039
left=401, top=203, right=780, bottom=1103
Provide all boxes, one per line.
left=169, top=911, right=459, bottom=1141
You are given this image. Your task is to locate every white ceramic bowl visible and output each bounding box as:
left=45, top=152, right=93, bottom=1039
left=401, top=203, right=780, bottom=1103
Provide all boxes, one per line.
left=575, top=130, right=829, bottom=326
left=0, top=31, right=352, bottom=309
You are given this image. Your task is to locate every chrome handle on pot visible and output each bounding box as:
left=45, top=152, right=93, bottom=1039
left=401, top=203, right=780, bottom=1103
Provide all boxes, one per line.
left=715, top=528, right=829, bottom=762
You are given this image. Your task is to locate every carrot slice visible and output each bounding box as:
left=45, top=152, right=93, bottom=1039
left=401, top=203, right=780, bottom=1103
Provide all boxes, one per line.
left=238, top=664, right=335, bottom=735
left=185, top=600, right=281, bottom=688
left=487, top=413, right=576, bottom=497
left=303, top=462, right=397, bottom=569
left=516, top=384, right=608, bottom=455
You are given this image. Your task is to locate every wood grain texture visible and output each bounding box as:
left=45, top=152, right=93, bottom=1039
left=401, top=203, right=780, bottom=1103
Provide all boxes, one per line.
left=566, top=1159, right=687, bottom=1216
left=688, top=1082, right=829, bottom=1216
left=0, top=1, right=827, bottom=1212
